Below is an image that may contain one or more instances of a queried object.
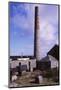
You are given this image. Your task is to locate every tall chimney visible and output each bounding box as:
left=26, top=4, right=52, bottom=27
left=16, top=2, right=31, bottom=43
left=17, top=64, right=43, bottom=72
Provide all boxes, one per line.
left=34, top=6, right=41, bottom=61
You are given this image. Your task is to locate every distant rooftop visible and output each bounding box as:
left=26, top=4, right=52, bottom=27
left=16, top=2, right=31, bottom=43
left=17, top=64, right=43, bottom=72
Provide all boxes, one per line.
left=10, top=56, right=35, bottom=60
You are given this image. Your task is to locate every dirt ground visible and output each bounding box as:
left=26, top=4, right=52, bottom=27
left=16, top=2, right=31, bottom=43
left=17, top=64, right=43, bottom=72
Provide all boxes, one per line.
left=9, top=70, right=58, bottom=87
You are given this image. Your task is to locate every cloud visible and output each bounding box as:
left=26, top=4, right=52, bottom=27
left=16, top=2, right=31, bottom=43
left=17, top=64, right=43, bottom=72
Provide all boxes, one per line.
left=39, top=19, right=58, bottom=58
left=40, top=21, right=57, bottom=41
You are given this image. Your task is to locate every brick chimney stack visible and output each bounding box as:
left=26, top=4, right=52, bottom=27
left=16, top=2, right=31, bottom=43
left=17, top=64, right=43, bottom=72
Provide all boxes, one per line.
left=34, top=6, right=41, bottom=61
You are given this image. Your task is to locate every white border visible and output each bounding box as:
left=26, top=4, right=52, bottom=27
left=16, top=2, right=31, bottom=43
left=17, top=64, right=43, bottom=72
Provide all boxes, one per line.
left=0, top=0, right=61, bottom=90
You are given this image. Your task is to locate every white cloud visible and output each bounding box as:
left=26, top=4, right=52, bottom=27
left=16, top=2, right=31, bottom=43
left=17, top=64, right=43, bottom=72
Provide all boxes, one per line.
left=40, top=21, right=56, bottom=41
left=38, top=17, right=58, bottom=58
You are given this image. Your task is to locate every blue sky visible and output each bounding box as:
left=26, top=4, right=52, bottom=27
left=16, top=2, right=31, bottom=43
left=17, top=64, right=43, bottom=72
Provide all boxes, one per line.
left=9, top=2, right=59, bottom=58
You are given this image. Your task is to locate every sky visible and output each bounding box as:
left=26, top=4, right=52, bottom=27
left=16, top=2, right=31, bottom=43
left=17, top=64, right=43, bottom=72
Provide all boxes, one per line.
left=9, top=2, right=59, bottom=58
